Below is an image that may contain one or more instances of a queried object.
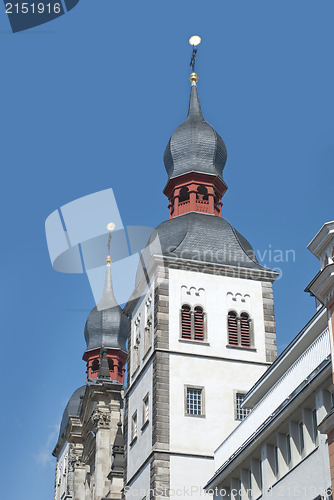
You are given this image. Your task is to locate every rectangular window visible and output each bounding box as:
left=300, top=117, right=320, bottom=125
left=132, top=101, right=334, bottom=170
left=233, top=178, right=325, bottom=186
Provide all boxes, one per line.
left=258, top=461, right=263, bottom=491
left=142, top=394, right=149, bottom=428
left=299, top=421, right=304, bottom=456
left=186, top=387, right=203, bottom=416
left=312, top=409, right=318, bottom=444
left=235, top=393, right=251, bottom=421
left=286, top=434, right=291, bottom=467
left=131, top=412, right=137, bottom=443
left=274, top=445, right=279, bottom=477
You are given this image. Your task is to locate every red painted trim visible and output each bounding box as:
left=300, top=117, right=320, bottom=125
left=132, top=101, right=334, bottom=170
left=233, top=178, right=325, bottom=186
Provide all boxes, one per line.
left=163, top=172, right=227, bottom=197
left=164, top=172, right=227, bottom=219
left=83, top=349, right=127, bottom=384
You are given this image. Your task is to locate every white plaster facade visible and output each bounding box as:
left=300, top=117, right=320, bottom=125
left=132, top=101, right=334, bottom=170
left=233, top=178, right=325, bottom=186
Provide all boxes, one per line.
left=124, top=258, right=276, bottom=499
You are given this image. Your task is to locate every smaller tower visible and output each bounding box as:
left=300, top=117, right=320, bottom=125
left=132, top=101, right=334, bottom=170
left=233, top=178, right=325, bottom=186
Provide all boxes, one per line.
left=53, top=232, right=129, bottom=500
left=83, top=254, right=128, bottom=384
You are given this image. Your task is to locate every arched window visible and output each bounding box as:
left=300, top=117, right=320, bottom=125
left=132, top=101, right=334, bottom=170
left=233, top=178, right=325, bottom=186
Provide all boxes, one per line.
left=240, top=313, right=251, bottom=347
left=181, top=305, right=192, bottom=339
left=92, top=359, right=99, bottom=372
left=108, top=358, right=114, bottom=372
left=196, top=185, right=208, bottom=201
left=227, top=311, right=238, bottom=346
left=179, top=186, right=190, bottom=202
left=194, top=306, right=204, bottom=341
left=118, top=362, right=123, bottom=375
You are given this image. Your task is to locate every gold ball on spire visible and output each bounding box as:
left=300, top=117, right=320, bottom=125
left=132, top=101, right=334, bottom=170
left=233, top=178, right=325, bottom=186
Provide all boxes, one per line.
left=106, top=255, right=112, bottom=264
left=189, top=72, right=199, bottom=83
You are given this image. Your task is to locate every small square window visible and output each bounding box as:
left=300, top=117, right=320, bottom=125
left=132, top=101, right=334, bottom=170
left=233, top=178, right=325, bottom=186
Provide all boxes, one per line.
left=186, top=387, right=204, bottom=417
left=235, top=393, right=251, bottom=421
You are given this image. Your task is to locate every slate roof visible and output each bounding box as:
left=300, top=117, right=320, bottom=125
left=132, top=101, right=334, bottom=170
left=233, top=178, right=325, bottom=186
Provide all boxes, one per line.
left=141, top=212, right=264, bottom=269
left=163, top=83, right=227, bottom=182
left=58, top=385, right=86, bottom=440
left=84, top=264, right=129, bottom=353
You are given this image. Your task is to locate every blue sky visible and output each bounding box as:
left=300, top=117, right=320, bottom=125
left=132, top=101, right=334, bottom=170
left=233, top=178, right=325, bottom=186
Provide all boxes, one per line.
left=1, top=1, right=334, bottom=498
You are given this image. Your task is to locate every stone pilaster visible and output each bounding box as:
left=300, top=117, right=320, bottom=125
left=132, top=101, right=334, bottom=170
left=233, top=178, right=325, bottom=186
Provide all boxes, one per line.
left=150, top=266, right=170, bottom=499
left=93, top=408, right=112, bottom=500
left=261, top=281, right=277, bottom=362
left=69, top=446, right=86, bottom=500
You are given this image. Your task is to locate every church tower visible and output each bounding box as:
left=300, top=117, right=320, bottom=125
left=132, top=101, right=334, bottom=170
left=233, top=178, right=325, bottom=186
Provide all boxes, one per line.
left=123, top=48, right=278, bottom=499
left=53, top=252, right=129, bottom=500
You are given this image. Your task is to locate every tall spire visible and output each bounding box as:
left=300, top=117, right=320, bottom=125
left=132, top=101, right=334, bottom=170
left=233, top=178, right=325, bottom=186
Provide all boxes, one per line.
left=97, top=223, right=117, bottom=312
left=162, top=36, right=228, bottom=219
left=96, top=260, right=118, bottom=312
left=187, top=83, right=203, bottom=120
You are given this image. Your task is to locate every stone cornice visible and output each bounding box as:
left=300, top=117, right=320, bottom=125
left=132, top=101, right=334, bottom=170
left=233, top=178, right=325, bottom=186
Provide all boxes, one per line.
left=308, top=221, right=334, bottom=259
left=307, top=263, right=334, bottom=306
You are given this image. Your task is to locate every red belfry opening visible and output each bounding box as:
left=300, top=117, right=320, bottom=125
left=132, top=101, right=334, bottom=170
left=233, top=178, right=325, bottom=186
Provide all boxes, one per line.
left=83, top=349, right=127, bottom=384
left=164, top=172, right=227, bottom=219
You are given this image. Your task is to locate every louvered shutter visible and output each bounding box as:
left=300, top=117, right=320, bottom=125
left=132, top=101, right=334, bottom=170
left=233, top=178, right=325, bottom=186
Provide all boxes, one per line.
left=194, top=307, right=204, bottom=341
left=181, top=305, right=192, bottom=339
left=228, top=312, right=238, bottom=345
left=240, top=313, right=251, bottom=347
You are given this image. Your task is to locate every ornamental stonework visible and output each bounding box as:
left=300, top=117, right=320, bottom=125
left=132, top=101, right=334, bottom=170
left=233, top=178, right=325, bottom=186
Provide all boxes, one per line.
left=92, top=409, right=111, bottom=429
left=68, top=452, right=85, bottom=471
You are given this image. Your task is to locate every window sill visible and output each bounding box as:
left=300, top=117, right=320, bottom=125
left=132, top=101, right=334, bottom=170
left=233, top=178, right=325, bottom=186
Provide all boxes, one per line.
left=226, top=344, right=257, bottom=352
left=179, top=339, right=210, bottom=346
left=185, top=413, right=206, bottom=418
left=141, top=420, right=149, bottom=431
left=129, top=436, right=137, bottom=447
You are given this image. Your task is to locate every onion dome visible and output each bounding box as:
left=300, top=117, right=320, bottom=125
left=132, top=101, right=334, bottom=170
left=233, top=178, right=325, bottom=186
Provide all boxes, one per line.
left=163, top=81, right=227, bottom=182
left=84, top=261, right=128, bottom=354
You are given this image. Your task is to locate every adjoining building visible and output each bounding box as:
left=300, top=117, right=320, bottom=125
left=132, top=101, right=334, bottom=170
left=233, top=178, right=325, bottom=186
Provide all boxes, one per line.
left=204, top=305, right=332, bottom=499
left=204, top=221, right=334, bottom=500
left=52, top=260, right=128, bottom=500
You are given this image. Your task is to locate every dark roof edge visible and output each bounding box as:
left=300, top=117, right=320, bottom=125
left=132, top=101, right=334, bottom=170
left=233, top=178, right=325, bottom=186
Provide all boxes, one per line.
left=304, top=270, right=322, bottom=294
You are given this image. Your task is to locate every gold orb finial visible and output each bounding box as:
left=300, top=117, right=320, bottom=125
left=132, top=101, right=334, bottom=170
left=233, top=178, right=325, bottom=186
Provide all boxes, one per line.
left=106, top=255, right=112, bottom=264
left=189, top=72, right=199, bottom=83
